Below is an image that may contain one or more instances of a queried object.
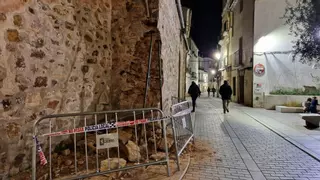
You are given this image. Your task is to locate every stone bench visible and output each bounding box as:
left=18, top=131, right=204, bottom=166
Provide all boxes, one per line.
left=300, top=114, right=320, bottom=129
left=276, top=106, right=304, bottom=113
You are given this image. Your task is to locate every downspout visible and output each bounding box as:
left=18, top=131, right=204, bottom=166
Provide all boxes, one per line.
left=251, top=0, right=255, bottom=107
left=175, top=0, right=190, bottom=51
left=176, top=0, right=191, bottom=101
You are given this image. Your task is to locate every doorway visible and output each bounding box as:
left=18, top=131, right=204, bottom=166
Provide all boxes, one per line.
left=239, top=75, right=244, bottom=104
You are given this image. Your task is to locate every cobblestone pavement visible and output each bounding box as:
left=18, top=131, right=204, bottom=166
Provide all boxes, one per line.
left=184, top=98, right=320, bottom=180
left=238, top=106, right=320, bottom=158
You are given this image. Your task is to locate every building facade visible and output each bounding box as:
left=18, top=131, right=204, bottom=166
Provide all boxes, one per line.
left=253, top=0, right=320, bottom=108
left=198, top=57, right=209, bottom=92
left=186, top=38, right=199, bottom=92
left=203, top=57, right=217, bottom=89
left=183, top=7, right=196, bottom=96
left=219, top=0, right=254, bottom=106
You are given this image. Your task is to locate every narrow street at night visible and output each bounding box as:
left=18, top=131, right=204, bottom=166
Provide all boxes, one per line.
left=184, top=98, right=320, bottom=180
left=2, top=0, right=320, bottom=179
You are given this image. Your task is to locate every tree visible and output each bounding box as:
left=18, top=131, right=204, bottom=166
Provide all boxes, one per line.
left=283, top=0, right=320, bottom=65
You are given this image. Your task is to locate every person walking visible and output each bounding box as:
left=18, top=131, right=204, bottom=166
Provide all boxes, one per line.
left=207, top=87, right=211, bottom=97
left=188, top=81, right=201, bottom=112
left=219, top=80, right=232, bottom=114
left=212, top=87, right=216, bottom=98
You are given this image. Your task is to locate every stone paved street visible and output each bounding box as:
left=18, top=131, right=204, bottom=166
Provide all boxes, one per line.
left=184, top=98, right=320, bottom=180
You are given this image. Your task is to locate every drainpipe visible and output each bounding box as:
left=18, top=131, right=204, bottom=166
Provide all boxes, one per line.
left=251, top=0, right=255, bottom=107
left=175, top=0, right=190, bottom=51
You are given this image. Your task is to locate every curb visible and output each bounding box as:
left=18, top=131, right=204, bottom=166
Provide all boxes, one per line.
left=241, top=110, right=320, bottom=162
left=178, top=155, right=191, bottom=180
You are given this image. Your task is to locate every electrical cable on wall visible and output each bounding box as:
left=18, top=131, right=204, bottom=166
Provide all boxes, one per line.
left=253, top=51, right=293, bottom=56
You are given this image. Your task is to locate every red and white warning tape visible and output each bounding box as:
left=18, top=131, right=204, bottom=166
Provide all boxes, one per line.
left=41, top=117, right=169, bottom=137
left=33, top=136, right=47, bottom=166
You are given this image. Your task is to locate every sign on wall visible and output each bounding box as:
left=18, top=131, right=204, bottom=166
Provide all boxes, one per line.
left=182, top=117, right=186, bottom=128
left=254, top=63, right=265, bottom=76
left=96, top=133, right=119, bottom=149
left=254, top=83, right=264, bottom=95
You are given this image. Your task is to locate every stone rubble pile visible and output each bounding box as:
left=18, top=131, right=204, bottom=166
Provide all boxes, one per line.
left=34, top=123, right=174, bottom=179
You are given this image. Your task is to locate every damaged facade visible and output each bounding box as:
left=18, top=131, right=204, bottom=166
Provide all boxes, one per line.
left=0, top=0, right=189, bottom=177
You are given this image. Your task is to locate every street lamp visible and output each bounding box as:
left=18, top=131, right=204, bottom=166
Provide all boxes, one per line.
left=211, top=69, right=216, bottom=75
left=214, top=52, right=221, bottom=60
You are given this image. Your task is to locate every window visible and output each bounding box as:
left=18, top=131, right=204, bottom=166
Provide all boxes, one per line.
left=233, top=77, right=236, bottom=96
left=223, top=21, right=227, bottom=32
left=240, top=0, right=243, bottom=13
left=239, top=37, right=243, bottom=65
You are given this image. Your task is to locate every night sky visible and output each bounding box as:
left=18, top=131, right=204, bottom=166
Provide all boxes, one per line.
left=184, top=0, right=223, bottom=57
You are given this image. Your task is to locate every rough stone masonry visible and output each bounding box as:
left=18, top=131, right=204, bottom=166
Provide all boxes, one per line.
left=0, top=0, right=186, bottom=177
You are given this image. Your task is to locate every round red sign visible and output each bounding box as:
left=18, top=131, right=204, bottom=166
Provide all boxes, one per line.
left=254, top=63, right=265, bottom=76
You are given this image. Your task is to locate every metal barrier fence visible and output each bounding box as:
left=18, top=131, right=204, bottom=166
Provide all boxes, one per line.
left=32, top=108, right=170, bottom=180
left=171, top=96, right=186, bottom=105
left=171, top=101, right=194, bottom=171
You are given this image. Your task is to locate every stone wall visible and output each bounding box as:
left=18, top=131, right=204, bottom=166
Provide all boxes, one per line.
left=110, top=0, right=161, bottom=110
left=0, top=0, right=113, bottom=176
left=0, top=0, right=186, bottom=177
left=158, top=0, right=186, bottom=114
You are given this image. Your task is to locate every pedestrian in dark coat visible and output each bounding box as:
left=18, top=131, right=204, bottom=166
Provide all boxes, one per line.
left=219, top=80, right=232, bottom=114
left=188, top=81, right=201, bottom=112
left=207, top=87, right=211, bottom=97
left=310, top=97, right=319, bottom=113
left=212, top=87, right=216, bottom=97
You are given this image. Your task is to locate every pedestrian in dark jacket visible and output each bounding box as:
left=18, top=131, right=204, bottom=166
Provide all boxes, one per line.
left=212, top=87, right=216, bottom=97
left=207, top=87, right=211, bottom=97
left=219, top=80, right=232, bottom=114
left=310, top=97, right=319, bottom=113
left=188, top=81, right=201, bottom=112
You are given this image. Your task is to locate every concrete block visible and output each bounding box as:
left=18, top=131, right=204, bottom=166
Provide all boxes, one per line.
left=276, top=106, right=304, bottom=113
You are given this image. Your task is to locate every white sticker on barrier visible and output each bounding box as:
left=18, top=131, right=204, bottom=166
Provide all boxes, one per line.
left=182, top=117, right=186, bottom=128
left=96, top=133, right=119, bottom=149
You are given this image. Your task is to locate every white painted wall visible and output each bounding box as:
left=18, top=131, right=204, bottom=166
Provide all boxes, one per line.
left=253, top=0, right=320, bottom=107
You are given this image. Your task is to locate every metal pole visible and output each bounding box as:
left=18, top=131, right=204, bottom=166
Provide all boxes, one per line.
left=178, top=53, right=181, bottom=102
left=144, top=32, right=153, bottom=108
left=171, top=117, right=180, bottom=171
left=145, top=0, right=150, bottom=17
left=158, top=40, right=163, bottom=110
left=32, top=137, right=36, bottom=180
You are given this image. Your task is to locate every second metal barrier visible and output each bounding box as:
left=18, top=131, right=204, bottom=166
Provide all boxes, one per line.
left=171, top=101, right=194, bottom=171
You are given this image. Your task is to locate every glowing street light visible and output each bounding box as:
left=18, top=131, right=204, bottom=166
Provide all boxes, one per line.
left=211, top=70, right=216, bottom=75
left=214, top=52, right=221, bottom=60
